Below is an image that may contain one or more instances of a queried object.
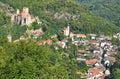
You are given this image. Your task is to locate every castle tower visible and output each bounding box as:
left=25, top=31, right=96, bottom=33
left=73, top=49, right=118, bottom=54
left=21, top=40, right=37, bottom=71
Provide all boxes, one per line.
left=16, top=9, right=20, bottom=15
left=7, top=34, right=12, bottom=42
left=23, top=7, right=29, bottom=14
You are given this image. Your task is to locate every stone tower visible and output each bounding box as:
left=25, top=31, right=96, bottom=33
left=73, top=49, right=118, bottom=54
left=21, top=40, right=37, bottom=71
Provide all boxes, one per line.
left=16, top=9, right=20, bottom=14
left=23, top=7, right=29, bottom=14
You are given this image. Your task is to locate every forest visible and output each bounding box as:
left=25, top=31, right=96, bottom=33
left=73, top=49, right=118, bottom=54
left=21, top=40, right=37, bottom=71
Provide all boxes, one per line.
left=76, top=0, right=120, bottom=27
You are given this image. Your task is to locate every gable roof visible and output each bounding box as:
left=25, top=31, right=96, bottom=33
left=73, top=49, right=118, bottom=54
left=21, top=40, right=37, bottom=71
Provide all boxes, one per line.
left=86, top=59, right=98, bottom=65
left=37, top=41, right=43, bottom=45
left=63, top=27, right=68, bottom=30
left=46, top=39, right=52, bottom=44
left=78, top=50, right=86, bottom=54
left=76, top=34, right=86, bottom=38
left=88, top=68, right=99, bottom=76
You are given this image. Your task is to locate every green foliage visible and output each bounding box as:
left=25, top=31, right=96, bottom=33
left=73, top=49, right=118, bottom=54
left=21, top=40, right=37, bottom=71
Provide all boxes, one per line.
left=111, top=38, right=120, bottom=46
left=1, top=0, right=120, bottom=35
left=10, top=24, right=27, bottom=40
left=111, top=38, right=120, bottom=78
left=0, top=36, right=90, bottom=79
left=32, top=22, right=41, bottom=30
left=76, top=0, right=120, bottom=27
left=112, top=68, right=120, bottom=79
left=0, top=12, right=10, bottom=26
left=0, top=0, right=120, bottom=78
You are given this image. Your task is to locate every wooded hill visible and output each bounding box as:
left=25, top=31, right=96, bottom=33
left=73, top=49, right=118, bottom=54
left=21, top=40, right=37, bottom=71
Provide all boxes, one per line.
left=0, top=0, right=120, bottom=36
left=76, top=0, right=120, bottom=27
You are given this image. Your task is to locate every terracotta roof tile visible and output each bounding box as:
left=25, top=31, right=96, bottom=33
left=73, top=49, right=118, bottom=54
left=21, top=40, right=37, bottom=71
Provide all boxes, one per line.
left=76, top=34, right=86, bottom=38
left=63, top=27, right=68, bottom=30
left=86, top=59, right=98, bottom=65
left=37, top=41, right=43, bottom=45
left=46, top=39, right=52, bottom=44
left=78, top=50, right=86, bottom=54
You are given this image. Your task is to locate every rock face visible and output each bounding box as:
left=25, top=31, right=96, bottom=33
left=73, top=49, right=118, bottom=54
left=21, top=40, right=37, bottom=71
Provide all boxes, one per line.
left=11, top=7, right=35, bottom=26
left=0, top=2, right=14, bottom=16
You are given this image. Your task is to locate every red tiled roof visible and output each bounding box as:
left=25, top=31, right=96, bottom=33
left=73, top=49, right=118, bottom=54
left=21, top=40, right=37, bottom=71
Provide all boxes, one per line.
left=86, top=59, right=98, bottom=65
left=76, top=34, right=86, bottom=37
left=78, top=50, right=86, bottom=54
left=37, top=41, right=43, bottom=45
left=88, top=68, right=99, bottom=76
left=106, top=41, right=112, bottom=45
left=35, top=31, right=42, bottom=35
left=46, top=39, right=52, bottom=44
left=63, top=27, right=68, bottom=30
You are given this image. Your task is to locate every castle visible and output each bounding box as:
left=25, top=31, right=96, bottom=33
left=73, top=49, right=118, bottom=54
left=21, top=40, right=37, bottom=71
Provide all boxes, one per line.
left=11, top=7, right=35, bottom=26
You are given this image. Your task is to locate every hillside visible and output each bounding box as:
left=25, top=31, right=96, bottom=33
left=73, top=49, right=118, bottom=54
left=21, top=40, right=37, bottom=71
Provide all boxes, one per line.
left=76, top=0, right=120, bottom=27
left=1, top=0, right=120, bottom=35
left=0, top=1, right=120, bottom=79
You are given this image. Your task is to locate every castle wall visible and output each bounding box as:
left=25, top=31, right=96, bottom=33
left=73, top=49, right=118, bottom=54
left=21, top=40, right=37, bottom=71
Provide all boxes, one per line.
left=11, top=7, right=35, bottom=26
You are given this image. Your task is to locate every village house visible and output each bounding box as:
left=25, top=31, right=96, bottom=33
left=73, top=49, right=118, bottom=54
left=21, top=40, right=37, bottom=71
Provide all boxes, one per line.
left=87, top=67, right=104, bottom=79
left=113, top=33, right=120, bottom=40
left=89, top=34, right=97, bottom=40
left=97, top=35, right=106, bottom=41
left=19, top=35, right=26, bottom=40
left=92, top=52, right=101, bottom=59
left=11, top=7, right=35, bottom=26
left=76, top=34, right=86, bottom=38
left=105, top=36, right=112, bottom=40
left=104, top=56, right=116, bottom=66
left=106, top=51, right=116, bottom=56
left=34, top=28, right=43, bottom=36
left=26, top=28, right=43, bottom=39
left=46, top=39, right=52, bottom=45
left=78, top=50, right=86, bottom=54
left=37, top=41, right=43, bottom=45
left=100, top=41, right=106, bottom=47
left=70, top=32, right=74, bottom=37
left=105, top=69, right=110, bottom=76
left=85, top=59, right=99, bottom=66
left=58, top=41, right=66, bottom=48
